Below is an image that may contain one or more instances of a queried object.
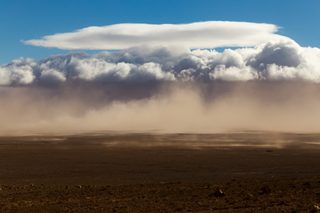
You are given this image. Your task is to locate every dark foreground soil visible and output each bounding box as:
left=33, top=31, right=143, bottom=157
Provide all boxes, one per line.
left=1, top=132, right=320, bottom=212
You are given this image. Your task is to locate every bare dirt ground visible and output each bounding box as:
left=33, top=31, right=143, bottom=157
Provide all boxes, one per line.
left=0, top=132, right=320, bottom=212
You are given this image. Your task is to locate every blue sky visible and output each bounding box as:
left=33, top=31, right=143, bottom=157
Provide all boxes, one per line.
left=1, top=0, right=319, bottom=65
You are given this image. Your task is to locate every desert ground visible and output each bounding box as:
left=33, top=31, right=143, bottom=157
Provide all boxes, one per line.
left=1, top=131, right=320, bottom=212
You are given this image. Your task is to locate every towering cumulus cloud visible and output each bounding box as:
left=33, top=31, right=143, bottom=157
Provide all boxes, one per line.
left=2, top=39, right=320, bottom=85
left=1, top=21, right=320, bottom=134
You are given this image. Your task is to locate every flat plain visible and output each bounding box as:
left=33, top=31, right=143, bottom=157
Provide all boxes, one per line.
left=0, top=132, right=320, bottom=212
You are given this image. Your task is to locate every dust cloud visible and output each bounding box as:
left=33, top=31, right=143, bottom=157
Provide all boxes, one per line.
left=0, top=81, right=320, bottom=135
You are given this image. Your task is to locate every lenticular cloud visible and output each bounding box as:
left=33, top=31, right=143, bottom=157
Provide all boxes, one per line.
left=23, top=21, right=288, bottom=50
left=2, top=39, right=320, bottom=86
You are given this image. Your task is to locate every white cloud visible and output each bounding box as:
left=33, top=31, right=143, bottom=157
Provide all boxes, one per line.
left=0, top=58, right=35, bottom=85
left=2, top=39, right=320, bottom=85
left=23, top=21, right=288, bottom=50
left=40, top=69, right=66, bottom=83
left=210, top=65, right=258, bottom=81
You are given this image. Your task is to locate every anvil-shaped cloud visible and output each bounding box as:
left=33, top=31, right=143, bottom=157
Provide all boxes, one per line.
left=23, top=21, right=288, bottom=50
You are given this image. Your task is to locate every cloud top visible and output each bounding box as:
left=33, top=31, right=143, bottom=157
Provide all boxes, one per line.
left=23, top=21, right=288, bottom=50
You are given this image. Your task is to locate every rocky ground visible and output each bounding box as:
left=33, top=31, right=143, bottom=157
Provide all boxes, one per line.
left=0, top=132, right=320, bottom=212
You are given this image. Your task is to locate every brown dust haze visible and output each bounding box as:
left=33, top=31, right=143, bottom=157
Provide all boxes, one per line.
left=0, top=81, right=320, bottom=135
